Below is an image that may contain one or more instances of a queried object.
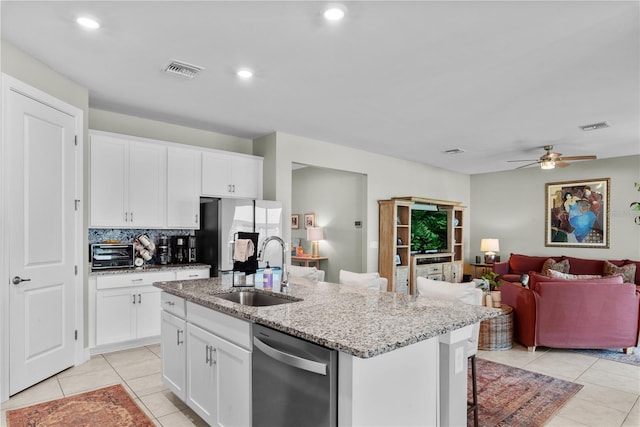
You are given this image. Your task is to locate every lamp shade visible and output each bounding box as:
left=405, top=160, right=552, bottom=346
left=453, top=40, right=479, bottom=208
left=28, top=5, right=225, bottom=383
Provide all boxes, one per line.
left=480, top=238, right=500, bottom=253
left=307, top=227, right=324, bottom=242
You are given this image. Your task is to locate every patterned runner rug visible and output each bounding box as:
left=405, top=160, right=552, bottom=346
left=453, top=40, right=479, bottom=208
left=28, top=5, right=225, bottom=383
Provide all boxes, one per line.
left=571, top=348, right=640, bottom=367
left=469, top=358, right=583, bottom=427
left=6, top=384, right=154, bottom=427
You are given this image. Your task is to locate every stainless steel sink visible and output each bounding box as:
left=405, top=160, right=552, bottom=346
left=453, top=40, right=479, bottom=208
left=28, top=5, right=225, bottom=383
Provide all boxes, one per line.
left=212, top=290, right=302, bottom=307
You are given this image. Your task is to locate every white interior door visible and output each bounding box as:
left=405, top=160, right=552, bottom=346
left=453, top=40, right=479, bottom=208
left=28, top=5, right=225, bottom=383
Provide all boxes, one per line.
left=7, top=87, right=77, bottom=395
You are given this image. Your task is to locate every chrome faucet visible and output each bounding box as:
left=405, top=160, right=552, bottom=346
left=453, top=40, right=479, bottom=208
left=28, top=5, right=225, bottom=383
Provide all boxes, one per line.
left=257, top=236, right=289, bottom=292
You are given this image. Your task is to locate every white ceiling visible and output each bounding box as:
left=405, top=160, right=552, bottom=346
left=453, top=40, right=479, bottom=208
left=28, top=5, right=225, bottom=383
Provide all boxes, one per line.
left=2, top=1, right=639, bottom=175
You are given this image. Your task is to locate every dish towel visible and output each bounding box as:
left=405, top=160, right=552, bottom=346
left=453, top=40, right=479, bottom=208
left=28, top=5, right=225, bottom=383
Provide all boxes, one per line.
left=234, top=238, right=255, bottom=262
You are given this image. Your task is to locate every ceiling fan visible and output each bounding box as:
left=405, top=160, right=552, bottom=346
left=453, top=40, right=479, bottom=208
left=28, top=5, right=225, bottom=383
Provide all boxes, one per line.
left=508, top=145, right=597, bottom=170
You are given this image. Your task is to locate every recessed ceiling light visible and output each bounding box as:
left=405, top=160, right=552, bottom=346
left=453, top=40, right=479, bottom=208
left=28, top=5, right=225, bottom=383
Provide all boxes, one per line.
left=237, top=69, right=254, bottom=79
left=324, top=6, right=346, bottom=21
left=76, top=16, right=100, bottom=30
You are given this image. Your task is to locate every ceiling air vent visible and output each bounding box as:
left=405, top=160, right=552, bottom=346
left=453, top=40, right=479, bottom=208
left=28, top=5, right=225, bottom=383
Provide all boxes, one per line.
left=579, top=121, right=610, bottom=131
left=443, top=148, right=465, bottom=155
left=164, top=60, right=204, bottom=79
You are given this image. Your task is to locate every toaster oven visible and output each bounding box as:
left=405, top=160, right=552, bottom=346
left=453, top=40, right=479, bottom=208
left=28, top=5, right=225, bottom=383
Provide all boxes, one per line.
left=91, top=243, right=135, bottom=270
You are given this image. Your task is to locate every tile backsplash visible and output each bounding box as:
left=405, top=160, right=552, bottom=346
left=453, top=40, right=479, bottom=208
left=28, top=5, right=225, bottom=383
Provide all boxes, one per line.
left=89, top=228, right=194, bottom=245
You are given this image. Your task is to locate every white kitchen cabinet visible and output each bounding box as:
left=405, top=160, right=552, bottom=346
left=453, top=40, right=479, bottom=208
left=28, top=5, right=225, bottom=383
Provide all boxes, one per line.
left=175, top=268, right=210, bottom=280
left=89, top=132, right=166, bottom=228
left=161, top=310, right=186, bottom=400
left=96, top=285, right=162, bottom=346
left=201, top=151, right=262, bottom=199
left=186, top=322, right=251, bottom=427
left=167, top=147, right=201, bottom=228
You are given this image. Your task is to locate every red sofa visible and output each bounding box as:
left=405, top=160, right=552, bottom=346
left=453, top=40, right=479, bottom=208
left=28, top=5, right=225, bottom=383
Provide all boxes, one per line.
left=495, top=254, right=640, bottom=352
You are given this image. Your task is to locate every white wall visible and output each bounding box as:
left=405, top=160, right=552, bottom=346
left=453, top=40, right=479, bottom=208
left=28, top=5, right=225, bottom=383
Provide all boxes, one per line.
left=89, top=109, right=253, bottom=154
left=254, top=132, right=471, bottom=272
left=470, top=155, right=640, bottom=262
left=292, top=166, right=366, bottom=282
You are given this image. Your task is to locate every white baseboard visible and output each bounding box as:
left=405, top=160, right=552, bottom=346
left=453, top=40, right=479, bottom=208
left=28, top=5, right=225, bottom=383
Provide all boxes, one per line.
left=89, top=336, right=161, bottom=356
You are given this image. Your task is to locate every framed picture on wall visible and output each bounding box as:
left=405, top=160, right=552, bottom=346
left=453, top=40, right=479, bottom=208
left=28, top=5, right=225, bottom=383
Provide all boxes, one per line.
left=304, top=213, right=315, bottom=229
left=291, top=214, right=300, bottom=229
left=545, top=178, right=610, bottom=248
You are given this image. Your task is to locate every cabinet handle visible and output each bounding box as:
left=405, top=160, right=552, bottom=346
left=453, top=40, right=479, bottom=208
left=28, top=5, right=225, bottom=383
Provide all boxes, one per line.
left=165, top=301, right=175, bottom=306
left=138, top=293, right=141, bottom=304
left=227, top=184, right=232, bottom=193
left=210, top=347, right=216, bottom=366
left=131, top=278, right=144, bottom=283
left=195, top=214, right=198, bottom=224
left=124, top=212, right=128, bottom=222
left=132, top=294, right=136, bottom=304
left=188, top=274, right=198, bottom=278
left=177, top=329, right=183, bottom=345
left=232, top=184, right=236, bottom=193
left=130, top=212, right=134, bottom=222
left=205, top=345, right=210, bottom=364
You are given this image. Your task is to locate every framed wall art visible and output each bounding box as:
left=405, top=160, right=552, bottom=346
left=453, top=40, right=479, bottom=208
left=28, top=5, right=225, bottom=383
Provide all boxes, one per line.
left=304, top=213, right=315, bottom=229
left=545, top=178, right=610, bottom=248
left=291, top=214, right=300, bottom=229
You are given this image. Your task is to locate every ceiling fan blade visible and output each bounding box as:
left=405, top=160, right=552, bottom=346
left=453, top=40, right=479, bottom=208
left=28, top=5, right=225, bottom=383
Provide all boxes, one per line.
left=507, top=159, right=538, bottom=163
left=555, top=161, right=571, bottom=168
left=559, top=155, right=597, bottom=161
left=515, top=162, right=539, bottom=169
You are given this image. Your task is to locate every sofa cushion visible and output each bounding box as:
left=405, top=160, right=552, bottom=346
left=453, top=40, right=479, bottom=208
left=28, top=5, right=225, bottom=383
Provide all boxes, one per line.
left=547, top=269, right=602, bottom=280
left=528, top=271, right=623, bottom=291
left=542, top=258, right=570, bottom=275
left=603, top=260, right=637, bottom=284
left=563, top=256, right=605, bottom=276
left=509, top=253, right=560, bottom=275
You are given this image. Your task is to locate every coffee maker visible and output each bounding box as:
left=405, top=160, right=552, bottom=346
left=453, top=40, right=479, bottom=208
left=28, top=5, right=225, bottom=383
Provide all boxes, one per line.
left=172, top=236, right=187, bottom=264
left=157, top=235, right=170, bottom=265
left=187, top=236, right=197, bottom=263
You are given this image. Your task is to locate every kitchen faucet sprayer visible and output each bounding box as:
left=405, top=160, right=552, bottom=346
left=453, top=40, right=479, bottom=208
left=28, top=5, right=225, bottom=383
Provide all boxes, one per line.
left=257, top=236, right=289, bottom=292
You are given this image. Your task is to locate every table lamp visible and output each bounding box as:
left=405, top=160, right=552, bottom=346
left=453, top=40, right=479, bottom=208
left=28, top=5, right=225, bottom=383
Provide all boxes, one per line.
left=480, top=238, right=500, bottom=264
left=307, top=227, right=324, bottom=257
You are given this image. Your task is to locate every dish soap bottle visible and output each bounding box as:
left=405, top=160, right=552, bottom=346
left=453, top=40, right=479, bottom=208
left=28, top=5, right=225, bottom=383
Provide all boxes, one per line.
left=263, top=262, right=273, bottom=290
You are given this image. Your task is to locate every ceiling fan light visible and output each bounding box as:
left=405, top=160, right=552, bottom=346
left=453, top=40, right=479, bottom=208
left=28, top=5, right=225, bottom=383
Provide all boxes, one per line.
left=541, top=160, right=555, bottom=170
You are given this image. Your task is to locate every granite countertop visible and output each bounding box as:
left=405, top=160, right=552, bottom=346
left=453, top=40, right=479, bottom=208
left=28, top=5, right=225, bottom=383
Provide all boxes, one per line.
left=154, top=277, right=500, bottom=359
left=89, top=263, right=211, bottom=276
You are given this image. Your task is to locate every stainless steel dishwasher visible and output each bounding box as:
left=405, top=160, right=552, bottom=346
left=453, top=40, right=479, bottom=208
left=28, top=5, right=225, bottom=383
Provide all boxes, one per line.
left=252, top=324, right=337, bottom=427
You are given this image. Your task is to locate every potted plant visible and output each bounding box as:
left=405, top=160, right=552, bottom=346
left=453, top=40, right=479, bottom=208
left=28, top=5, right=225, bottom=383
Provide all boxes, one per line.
left=481, top=271, right=502, bottom=308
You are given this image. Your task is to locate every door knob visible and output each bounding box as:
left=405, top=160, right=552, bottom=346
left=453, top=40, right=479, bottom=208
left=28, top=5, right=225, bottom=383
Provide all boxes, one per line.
left=12, top=276, right=31, bottom=285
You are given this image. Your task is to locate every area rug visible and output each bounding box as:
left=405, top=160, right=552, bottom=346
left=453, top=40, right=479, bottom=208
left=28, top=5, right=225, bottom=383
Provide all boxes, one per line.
left=469, top=358, right=583, bottom=427
left=571, top=348, right=640, bottom=367
left=6, top=384, right=154, bottom=427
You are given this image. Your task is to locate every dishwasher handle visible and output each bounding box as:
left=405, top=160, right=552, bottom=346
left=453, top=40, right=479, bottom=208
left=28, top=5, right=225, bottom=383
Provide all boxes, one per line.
left=253, top=336, right=327, bottom=376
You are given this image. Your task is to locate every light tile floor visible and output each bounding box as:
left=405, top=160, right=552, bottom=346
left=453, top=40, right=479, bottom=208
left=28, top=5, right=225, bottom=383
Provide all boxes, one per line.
left=1, top=343, right=639, bottom=426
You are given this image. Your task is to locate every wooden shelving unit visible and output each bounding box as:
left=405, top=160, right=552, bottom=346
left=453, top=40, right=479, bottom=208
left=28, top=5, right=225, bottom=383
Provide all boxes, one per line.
left=379, top=197, right=466, bottom=294
left=378, top=199, right=413, bottom=293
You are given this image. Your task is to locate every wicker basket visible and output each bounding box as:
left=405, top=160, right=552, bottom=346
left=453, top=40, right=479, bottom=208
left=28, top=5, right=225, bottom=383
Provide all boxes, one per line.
left=479, top=304, right=513, bottom=350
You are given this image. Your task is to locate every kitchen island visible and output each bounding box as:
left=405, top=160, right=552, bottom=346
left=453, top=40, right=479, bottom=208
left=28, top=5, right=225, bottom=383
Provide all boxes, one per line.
left=155, top=277, right=498, bottom=426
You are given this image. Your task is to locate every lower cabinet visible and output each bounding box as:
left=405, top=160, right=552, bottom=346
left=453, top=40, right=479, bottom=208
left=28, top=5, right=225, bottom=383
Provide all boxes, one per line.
left=161, top=311, right=186, bottom=400
left=161, top=295, right=252, bottom=427
left=96, top=286, right=161, bottom=345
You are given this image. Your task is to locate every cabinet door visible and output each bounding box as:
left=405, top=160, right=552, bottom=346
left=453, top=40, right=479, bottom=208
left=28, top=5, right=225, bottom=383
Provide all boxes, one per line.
left=167, top=147, right=201, bottom=228
left=90, top=135, right=128, bottom=227
left=211, top=333, right=251, bottom=427
left=230, top=156, right=260, bottom=199
left=201, top=152, right=231, bottom=197
left=135, top=286, right=162, bottom=339
left=129, top=141, right=166, bottom=227
left=186, top=323, right=217, bottom=426
left=161, top=311, right=186, bottom=400
left=96, top=288, right=136, bottom=345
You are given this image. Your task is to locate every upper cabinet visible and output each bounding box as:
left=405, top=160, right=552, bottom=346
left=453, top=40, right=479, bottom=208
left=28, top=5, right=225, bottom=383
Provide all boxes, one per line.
left=201, top=152, right=262, bottom=199
left=167, top=147, right=201, bottom=228
left=90, top=133, right=166, bottom=228
left=89, top=130, right=263, bottom=229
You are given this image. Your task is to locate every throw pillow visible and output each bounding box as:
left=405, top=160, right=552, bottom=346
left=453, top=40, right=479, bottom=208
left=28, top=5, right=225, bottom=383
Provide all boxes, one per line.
left=603, top=260, right=637, bottom=284
left=546, top=269, right=602, bottom=280
left=288, top=265, right=319, bottom=281
left=541, top=258, right=570, bottom=275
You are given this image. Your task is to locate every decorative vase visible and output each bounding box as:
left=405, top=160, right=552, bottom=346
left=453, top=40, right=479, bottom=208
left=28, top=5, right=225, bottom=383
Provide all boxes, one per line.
left=491, top=290, right=502, bottom=308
